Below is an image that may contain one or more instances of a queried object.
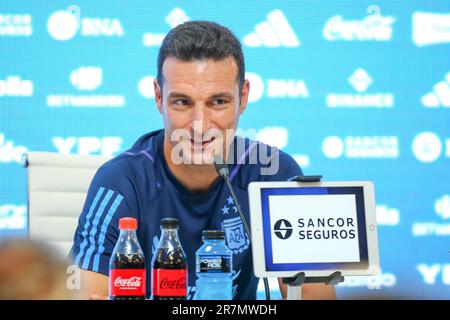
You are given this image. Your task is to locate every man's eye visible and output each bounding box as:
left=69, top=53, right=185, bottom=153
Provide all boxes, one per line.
left=212, top=99, right=229, bottom=107
left=173, top=99, right=190, bottom=106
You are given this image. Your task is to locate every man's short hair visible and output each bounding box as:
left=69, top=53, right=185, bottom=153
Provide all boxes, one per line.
left=157, top=21, right=245, bottom=91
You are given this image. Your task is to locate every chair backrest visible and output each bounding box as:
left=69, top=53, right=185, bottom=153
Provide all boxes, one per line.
left=24, top=152, right=110, bottom=257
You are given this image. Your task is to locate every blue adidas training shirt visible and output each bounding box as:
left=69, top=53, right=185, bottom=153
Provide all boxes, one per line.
left=70, top=129, right=303, bottom=299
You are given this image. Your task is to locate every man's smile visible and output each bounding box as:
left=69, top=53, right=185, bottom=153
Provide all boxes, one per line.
left=190, top=136, right=216, bottom=150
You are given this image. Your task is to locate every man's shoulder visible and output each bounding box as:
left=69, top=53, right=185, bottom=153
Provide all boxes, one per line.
left=94, top=129, right=163, bottom=183
left=231, top=136, right=302, bottom=185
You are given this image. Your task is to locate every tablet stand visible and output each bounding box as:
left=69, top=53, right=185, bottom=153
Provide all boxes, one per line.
left=281, top=271, right=344, bottom=300
left=282, top=175, right=345, bottom=300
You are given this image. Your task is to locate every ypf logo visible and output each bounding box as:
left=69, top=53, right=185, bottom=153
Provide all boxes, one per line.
left=274, top=219, right=293, bottom=240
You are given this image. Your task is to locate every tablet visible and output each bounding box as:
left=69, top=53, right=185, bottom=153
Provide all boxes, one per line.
left=248, top=181, right=380, bottom=278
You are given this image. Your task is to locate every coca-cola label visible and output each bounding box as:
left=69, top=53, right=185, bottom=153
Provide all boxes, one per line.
left=152, top=269, right=187, bottom=297
left=109, top=269, right=146, bottom=297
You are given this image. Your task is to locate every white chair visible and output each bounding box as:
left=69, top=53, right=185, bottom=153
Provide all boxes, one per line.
left=24, top=152, right=110, bottom=257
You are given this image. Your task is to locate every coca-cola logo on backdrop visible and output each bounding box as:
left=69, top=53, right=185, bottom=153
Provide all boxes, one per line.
left=114, top=276, right=142, bottom=288
left=160, top=277, right=186, bottom=290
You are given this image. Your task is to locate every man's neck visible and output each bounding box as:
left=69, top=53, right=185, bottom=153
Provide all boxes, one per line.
left=163, top=138, right=220, bottom=194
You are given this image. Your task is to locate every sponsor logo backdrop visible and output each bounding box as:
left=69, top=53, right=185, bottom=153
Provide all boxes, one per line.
left=0, top=1, right=449, bottom=299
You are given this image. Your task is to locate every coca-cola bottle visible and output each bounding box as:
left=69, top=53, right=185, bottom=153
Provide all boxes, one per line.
left=151, top=218, right=187, bottom=300
left=109, top=217, right=146, bottom=300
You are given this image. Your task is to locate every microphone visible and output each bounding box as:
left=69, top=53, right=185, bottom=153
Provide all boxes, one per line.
left=213, top=156, right=229, bottom=179
left=214, top=155, right=250, bottom=238
left=214, top=155, right=271, bottom=300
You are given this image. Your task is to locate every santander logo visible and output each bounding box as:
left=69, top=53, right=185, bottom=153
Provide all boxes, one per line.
left=114, top=276, right=142, bottom=288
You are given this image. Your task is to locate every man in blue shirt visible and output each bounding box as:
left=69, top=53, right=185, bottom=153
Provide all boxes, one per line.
left=70, top=21, right=336, bottom=300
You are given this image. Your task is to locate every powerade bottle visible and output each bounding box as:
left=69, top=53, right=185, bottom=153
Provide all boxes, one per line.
left=193, top=230, right=233, bottom=300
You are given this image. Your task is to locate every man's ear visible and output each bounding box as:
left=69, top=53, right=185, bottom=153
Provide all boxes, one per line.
left=239, top=79, right=250, bottom=115
left=154, top=78, right=163, bottom=114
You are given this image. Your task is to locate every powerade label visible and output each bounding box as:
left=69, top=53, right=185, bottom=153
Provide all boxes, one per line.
left=197, top=255, right=232, bottom=273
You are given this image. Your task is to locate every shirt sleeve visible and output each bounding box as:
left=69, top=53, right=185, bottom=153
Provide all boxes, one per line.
left=69, top=162, right=139, bottom=276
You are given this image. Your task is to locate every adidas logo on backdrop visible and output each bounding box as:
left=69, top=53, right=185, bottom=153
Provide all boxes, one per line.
left=422, top=72, right=450, bottom=108
left=244, top=10, right=300, bottom=48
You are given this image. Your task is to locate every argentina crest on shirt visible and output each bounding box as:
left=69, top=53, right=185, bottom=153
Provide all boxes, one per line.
left=221, top=195, right=250, bottom=254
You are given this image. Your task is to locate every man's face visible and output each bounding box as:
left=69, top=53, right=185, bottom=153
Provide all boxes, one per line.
left=154, top=56, right=249, bottom=166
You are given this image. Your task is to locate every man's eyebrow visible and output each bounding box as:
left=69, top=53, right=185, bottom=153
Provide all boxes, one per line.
left=209, top=92, right=234, bottom=100
left=167, top=92, right=191, bottom=99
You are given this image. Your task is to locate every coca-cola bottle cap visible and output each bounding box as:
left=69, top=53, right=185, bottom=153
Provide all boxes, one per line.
left=119, top=217, right=138, bottom=230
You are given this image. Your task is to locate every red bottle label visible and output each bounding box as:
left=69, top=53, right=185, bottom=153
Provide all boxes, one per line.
left=109, top=269, right=146, bottom=297
left=152, top=269, right=187, bottom=297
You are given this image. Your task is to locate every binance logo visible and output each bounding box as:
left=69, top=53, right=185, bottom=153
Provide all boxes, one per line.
left=274, top=219, right=293, bottom=240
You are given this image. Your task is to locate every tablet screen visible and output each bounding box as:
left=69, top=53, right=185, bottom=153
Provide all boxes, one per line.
left=260, top=186, right=369, bottom=271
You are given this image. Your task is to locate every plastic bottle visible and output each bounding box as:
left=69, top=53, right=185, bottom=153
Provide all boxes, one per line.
left=109, top=217, right=146, bottom=300
left=151, top=218, right=187, bottom=300
left=194, top=230, right=233, bottom=300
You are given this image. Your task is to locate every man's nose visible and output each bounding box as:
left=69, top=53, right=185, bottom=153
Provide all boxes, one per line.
left=191, top=105, right=209, bottom=133
left=192, top=105, right=205, bottom=123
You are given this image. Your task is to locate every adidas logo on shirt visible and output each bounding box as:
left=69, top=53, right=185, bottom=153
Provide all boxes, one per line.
left=422, top=72, right=450, bottom=108
left=244, top=10, right=300, bottom=47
